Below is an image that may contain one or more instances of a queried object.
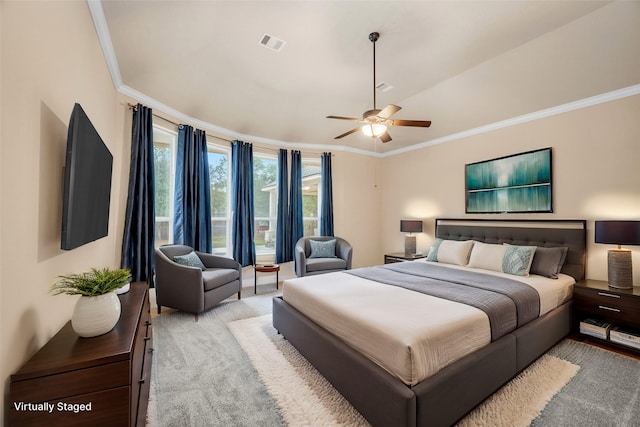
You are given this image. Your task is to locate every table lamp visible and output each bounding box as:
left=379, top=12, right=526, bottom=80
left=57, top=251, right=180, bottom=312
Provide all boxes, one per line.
left=401, top=220, right=423, bottom=255
left=595, top=220, right=640, bottom=289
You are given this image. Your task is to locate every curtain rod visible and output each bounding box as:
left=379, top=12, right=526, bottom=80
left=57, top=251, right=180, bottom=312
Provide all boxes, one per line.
left=128, top=103, right=232, bottom=143
left=127, top=103, right=333, bottom=156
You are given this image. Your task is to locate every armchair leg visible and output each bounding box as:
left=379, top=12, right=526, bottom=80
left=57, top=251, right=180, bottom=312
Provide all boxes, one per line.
left=238, top=290, right=242, bottom=300
left=157, top=305, right=161, bottom=315
left=195, top=313, right=199, bottom=322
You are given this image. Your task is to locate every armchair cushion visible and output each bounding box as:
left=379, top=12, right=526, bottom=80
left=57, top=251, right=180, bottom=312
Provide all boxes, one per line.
left=309, top=239, right=337, bottom=259
left=306, top=258, right=347, bottom=273
left=173, top=251, right=206, bottom=270
left=202, top=268, right=241, bottom=291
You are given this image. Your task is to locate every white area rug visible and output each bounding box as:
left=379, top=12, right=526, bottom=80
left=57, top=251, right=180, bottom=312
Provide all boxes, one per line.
left=229, top=315, right=580, bottom=427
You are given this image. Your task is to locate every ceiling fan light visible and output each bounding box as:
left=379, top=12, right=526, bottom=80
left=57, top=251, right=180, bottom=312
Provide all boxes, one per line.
left=362, top=123, right=387, bottom=137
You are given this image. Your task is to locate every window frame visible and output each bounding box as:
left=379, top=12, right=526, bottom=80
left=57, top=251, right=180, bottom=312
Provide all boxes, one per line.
left=207, top=143, right=232, bottom=256
left=253, top=152, right=279, bottom=259
left=152, top=125, right=177, bottom=249
left=301, top=157, right=322, bottom=237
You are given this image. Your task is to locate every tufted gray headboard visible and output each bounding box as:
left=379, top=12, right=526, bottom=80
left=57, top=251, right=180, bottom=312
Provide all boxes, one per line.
left=435, top=218, right=587, bottom=282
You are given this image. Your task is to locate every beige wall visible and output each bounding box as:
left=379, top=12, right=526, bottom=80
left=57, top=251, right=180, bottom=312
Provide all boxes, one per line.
left=0, top=1, right=124, bottom=423
left=332, top=151, right=383, bottom=267
left=380, top=94, right=640, bottom=285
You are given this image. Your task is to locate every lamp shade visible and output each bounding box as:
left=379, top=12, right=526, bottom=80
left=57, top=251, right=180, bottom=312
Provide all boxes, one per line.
left=400, top=220, right=423, bottom=233
left=362, top=123, right=387, bottom=137
left=595, top=221, right=640, bottom=246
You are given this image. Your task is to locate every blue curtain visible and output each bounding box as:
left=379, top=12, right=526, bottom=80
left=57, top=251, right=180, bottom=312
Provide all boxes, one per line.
left=275, top=149, right=291, bottom=263
left=121, top=104, right=155, bottom=284
left=289, top=150, right=304, bottom=254
left=320, top=152, right=334, bottom=236
left=173, top=126, right=212, bottom=252
left=231, top=140, right=256, bottom=267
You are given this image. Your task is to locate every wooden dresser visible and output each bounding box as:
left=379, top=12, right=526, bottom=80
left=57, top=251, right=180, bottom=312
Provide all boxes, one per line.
left=9, top=282, right=153, bottom=426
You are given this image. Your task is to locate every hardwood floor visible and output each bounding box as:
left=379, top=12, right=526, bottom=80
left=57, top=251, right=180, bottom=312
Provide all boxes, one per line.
left=567, top=332, right=640, bottom=360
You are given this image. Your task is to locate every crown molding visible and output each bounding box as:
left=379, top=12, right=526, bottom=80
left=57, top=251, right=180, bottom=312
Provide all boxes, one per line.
left=382, top=84, right=640, bottom=158
left=118, top=84, right=385, bottom=158
left=87, top=0, right=122, bottom=89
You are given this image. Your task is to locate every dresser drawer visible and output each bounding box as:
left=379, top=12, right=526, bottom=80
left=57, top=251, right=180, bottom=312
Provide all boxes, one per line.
left=10, top=361, right=130, bottom=402
left=574, top=287, right=640, bottom=327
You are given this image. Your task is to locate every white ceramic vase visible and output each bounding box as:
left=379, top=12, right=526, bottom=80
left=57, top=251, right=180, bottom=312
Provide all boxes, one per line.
left=71, top=292, right=122, bottom=338
left=115, top=282, right=130, bottom=295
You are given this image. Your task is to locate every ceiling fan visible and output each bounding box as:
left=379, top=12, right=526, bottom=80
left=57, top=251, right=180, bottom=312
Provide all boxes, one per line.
left=327, top=32, right=431, bottom=143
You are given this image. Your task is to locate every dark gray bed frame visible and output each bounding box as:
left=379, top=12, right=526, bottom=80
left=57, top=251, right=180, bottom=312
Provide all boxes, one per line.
left=273, top=219, right=587, bottom=427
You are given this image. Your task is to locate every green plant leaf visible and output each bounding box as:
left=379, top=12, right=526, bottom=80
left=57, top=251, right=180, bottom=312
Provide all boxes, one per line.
left=50, top=268, right=132, bottom=297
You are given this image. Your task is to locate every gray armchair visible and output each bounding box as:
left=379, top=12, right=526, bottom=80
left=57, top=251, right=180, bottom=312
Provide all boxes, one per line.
left=295, top=236, right=353, bottom=277
left=154, top=245, right=242, bottom=321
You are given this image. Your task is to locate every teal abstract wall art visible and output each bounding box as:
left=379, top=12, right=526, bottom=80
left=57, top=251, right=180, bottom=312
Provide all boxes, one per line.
left=465, top=148, right=552, bottom=213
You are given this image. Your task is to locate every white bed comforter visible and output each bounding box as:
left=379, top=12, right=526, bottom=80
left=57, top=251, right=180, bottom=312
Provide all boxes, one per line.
left=281, top=262, right=574, bottom=386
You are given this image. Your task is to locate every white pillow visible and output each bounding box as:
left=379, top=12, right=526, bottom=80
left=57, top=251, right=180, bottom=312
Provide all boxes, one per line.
left=467, top=242, right=537, bottom=276
left=436, top=240, right=475, bottom=266
left=467, top=241, right=507, bottom=272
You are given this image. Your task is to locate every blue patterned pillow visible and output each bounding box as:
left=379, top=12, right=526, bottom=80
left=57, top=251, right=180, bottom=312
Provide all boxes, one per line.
left=309, top=239, right=337, bottom=259
left=173, top=251, right=206, bottom=270
left=502, top=245, right=536, bottom=276
left=426, top=239, right=443, bottom=261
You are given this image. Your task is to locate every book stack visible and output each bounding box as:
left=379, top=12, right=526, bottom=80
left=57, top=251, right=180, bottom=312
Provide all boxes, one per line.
left=579, top=318, right=612, bottom=339
left=610, top=326, right=640, bottom=350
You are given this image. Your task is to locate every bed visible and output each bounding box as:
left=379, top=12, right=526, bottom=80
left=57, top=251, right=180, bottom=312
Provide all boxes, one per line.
left=272, top=219, right=587, bottom=427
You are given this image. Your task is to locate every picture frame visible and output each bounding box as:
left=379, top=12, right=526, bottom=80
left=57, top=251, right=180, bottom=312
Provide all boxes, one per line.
left=465, top=147, right=552, bottom=213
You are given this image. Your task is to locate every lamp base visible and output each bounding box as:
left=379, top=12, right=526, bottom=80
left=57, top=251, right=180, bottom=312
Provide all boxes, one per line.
left=607, top=249, right=633, bottom=290
left=404, top=235, right=417, bottom=255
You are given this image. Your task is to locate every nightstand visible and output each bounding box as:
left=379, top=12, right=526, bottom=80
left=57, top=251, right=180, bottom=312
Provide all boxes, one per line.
left=384, top=252, right=428, bottom=264
left=573, top=279, right=640, bottom=353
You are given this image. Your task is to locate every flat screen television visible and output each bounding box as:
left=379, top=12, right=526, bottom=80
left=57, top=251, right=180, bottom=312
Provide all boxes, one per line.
left=61, top=103, right=113, bottom=250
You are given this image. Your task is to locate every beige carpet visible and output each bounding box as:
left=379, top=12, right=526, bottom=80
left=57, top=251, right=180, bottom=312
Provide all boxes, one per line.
left=229, top=315, right=580, bottom=427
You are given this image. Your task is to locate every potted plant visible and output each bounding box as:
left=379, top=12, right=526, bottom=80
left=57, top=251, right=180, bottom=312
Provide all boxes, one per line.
left=50, top=267, right=131, bottom=338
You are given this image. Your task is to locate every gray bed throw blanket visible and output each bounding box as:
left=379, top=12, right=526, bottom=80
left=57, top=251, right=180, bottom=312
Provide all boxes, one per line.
left=347, top=262, right=540, bottom=340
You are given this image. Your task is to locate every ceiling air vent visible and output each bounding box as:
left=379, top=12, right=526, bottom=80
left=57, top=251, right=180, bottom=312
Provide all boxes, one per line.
left=376, top=82, right=394, bottom=92
left=259, top=33, right=286, bottom=52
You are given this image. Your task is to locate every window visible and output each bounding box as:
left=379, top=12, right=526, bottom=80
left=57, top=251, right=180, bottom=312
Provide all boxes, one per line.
left=302, top=159, right=321, bottom=236
left=208, top=147, right=230, bottom=255
left=254, top=155, right=278, bottom=256
left=153, top=126, right=232, bottom=255
left=152, top=124, right=322, bottom=256
left=153, top=127, right=176, bottom=248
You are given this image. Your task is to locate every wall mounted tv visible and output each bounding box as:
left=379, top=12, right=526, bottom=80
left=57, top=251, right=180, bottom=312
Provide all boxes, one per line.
left=61, top=103, right=113, bottom=250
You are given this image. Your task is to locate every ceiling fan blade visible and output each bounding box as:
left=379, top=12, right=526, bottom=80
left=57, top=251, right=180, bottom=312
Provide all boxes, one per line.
left=334, top=127, right=361, bottom=139
left=327, top=115, right=360, bottom=121
left=392, top=119, right=432, bottom=127
left=379, top=131, right=392, bottom=143
left=377, top=104, right=401, bottom=119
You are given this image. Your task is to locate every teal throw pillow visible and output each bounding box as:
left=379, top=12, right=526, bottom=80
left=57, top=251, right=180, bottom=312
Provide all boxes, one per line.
left=309, top=239, right=337, bottom=259
left=502, top=245, right=536, bottom=276
left=426, top=239, right=443, bottom=262
left=173, top=251, right=206, bottom=270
